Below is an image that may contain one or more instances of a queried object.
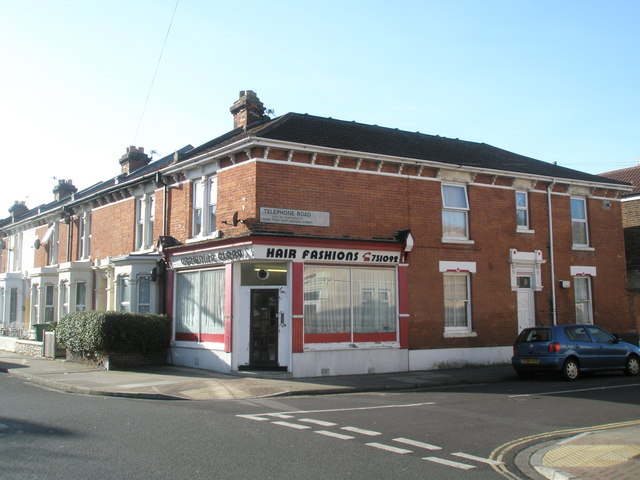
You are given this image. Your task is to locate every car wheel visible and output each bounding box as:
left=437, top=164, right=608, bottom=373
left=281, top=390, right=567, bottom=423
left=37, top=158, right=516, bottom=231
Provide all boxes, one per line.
left=516, top=370, right=535, bottom=380
left=624, top=355, right=640, bottom=376
left=562, top=358, right=579, bottom=381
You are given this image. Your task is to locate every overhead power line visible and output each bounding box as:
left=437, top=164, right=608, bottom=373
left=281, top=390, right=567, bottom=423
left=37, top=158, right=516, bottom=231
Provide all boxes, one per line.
left=132, top=0, right=180, bottom=145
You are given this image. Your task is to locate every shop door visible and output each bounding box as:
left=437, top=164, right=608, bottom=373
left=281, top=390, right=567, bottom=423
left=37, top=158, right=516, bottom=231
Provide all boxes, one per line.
left=250, top=289, right=279, bottom=369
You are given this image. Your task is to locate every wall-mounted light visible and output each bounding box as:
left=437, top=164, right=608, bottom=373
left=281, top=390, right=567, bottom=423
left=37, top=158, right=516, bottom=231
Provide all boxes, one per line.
left=559, top=280, right=571, bottom=289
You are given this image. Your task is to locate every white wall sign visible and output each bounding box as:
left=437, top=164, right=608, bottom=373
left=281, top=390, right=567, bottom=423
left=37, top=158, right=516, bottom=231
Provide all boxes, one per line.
left=254, top=245, right=400, bottom=264
left=260, top=207, right=330, bottom=227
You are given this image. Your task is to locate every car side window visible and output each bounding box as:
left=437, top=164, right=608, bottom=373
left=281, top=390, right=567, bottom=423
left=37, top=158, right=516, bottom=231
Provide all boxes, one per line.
left=586, top=326, right=614, bottom=343
left=566, top=326, right=591, bottom=342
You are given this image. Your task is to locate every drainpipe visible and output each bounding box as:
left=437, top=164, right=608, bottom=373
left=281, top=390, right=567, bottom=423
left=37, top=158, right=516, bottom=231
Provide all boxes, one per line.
left=547, top=182, right=557, bottom=325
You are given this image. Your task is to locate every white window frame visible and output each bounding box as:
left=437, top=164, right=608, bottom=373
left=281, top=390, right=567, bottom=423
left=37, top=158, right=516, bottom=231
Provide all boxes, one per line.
left=574, top=276, right=593, bottom=324
left=48, top=224, right=59, bottom=266
left=135, top=194, right=155, bottom=252
left=11, top=233, right=22, bottom=271
left=443, top=272, right=472, bottom=335
left=31, top=283, right=39, bottom=323
left=59, top=281, right=69, bottom=316
left=75, top=282, right=87, bottom=312
left=191, top=175, right=218, bottom=238
left=441, top=183, right=470, bottom=242
left=44, top=284, right=55, bottom=323
left=137, top=274, right=151, bottom=314
left=570, top=197, right=589, bottom=248
left=117, top=276, right=131, bottom=312
left=77, top=211, right=91, bottom=260
left=515, top=190, right=530, bottom=231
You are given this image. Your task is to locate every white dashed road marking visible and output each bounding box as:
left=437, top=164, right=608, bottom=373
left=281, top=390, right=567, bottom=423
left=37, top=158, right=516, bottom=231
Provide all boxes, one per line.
left=451, top=452, right=504, bottom=465
left=423, top=457, right=476, bottom=470
left=271, top=421, right=311, bottom=430
left=298, top=418, right=337, bottom=427
left=366, top=442, right=413, bottom=454
left=393, top=437, right=442, bottom=450
left=314, top=430, right=355, bottom=440
left=340, top=426, right=382, bottom=436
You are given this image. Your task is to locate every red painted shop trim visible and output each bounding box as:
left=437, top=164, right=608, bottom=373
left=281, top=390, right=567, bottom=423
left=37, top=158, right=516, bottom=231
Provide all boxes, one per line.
left=200, top=333, right=225, bottom=343
left=353, top=332, right=396, bottom=343
left=292, top=316, right=304, bottom=353
left=252, top=235, right=402, bottom=252
left=292, top=262, right=304, bottom=316
left=224, top=263, right=233, bottom=353
left=305, top=333, right=351, bottom=343
left=399, top=316, right=409, bottom=349
left=175, top=332, right=198, bottom=342
left=398, top=264, right=409, bottom=316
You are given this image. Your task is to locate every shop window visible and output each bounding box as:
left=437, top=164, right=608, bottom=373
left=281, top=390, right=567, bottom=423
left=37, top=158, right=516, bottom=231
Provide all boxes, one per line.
left=515, top=191, right=530, bottom=230
left=571, top=197, right=589, bottom=247
left=135, top=195, right=155, bottom=251
left=175, top=268, right=225, bottom=342
left=303, top=266, right=397, bottom=343
left=441, top=184, right=470, bottom=241
left=44, top=285, right=55, bottom=323
left=192, top=176, right=218, bottom=238
left=75, top=282, right=86, bottom=312
left=443, top=273, right=471, bottom=333
left=574, top=276, right=593, bottom=324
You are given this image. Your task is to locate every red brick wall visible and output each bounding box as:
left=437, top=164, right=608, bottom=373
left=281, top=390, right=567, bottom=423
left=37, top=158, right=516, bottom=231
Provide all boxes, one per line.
left=92, top=198, right=136, bottom=259
left=211, top=158, right=634, bottom=348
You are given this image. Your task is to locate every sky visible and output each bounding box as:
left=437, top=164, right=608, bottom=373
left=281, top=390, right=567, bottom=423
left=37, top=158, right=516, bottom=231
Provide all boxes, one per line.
left=1, top=0, right=638, bottom=215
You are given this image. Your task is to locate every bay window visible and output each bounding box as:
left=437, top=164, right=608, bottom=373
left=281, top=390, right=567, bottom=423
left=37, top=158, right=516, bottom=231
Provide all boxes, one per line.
left=303, top=266, right=397, bottom=343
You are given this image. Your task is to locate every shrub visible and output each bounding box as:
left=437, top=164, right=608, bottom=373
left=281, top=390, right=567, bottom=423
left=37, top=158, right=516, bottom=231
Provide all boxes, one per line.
left=57, top=311, right=171, bottom=355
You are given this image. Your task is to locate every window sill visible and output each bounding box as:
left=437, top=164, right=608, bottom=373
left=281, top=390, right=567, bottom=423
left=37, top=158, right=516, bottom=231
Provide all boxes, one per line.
left=443, top=331, right=477, bottom=338
left=572, top=246, right=595, bottom=252
left=516, top=228, right=535, bottom=234
left=441, top=238, right=475, bottom=245
left=304, top=341, right=400, bottom=352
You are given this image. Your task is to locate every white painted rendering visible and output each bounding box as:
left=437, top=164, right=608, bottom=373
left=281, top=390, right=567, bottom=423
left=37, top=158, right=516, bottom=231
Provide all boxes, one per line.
left=292, top=347, right=408, bottom=377
left=170, top=343, right=231, bottom=373
left=409, top=346, right=512, bottom=372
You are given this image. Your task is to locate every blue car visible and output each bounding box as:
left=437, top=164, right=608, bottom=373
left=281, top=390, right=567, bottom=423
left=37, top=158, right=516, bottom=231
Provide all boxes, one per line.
left=512, top=324, right=640, bottom=381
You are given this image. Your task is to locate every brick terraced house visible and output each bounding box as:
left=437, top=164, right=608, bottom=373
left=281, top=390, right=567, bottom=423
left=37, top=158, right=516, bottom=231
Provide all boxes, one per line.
left=0, top=90, right=634, bottom=377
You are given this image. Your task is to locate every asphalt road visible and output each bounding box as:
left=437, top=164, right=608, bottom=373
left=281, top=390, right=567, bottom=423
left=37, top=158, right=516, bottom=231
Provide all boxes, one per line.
left=1, top=371, right=638, bottom=480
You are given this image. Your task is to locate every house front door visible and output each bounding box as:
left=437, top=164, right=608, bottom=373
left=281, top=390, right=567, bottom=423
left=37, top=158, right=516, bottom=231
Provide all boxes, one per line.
left=249, top=289, right=279, bottom=369
left=516, top=275, right=535, bottom=333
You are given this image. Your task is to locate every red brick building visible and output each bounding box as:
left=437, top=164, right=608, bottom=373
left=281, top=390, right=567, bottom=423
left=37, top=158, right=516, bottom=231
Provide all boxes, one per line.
left=0, top=90, right=634, bottom=376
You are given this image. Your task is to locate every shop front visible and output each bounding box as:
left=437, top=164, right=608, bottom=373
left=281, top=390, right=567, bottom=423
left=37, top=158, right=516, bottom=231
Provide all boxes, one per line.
left=165, top=236, right=409, bottom=377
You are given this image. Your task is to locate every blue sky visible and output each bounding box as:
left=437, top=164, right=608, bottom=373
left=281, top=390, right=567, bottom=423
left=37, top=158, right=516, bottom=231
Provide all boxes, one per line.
left=1, top=0, right=638, bottom=213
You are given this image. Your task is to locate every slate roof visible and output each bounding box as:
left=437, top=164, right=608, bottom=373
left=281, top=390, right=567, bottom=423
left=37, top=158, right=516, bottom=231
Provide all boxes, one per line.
left=185, top=112, right=628, bottom=187
left=599, top=165, right=640, bottom=195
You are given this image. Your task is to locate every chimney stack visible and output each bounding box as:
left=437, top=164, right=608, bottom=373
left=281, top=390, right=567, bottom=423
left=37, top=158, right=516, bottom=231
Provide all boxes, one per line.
left=230, top=90, right=267, bottom=129
left=8, top=200, right=29, bottom=220
left=119, top=146, right=151, bottom=175
left=53, top=179, right=77, bottom=202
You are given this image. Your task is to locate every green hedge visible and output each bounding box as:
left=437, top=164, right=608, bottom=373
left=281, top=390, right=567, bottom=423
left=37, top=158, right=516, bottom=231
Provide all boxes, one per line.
left=57, top=311, right=171, bottom=355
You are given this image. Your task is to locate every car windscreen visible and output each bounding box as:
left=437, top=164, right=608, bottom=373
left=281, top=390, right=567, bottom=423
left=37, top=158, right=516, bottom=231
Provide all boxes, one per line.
left=516, top=328, right=551, bottom=343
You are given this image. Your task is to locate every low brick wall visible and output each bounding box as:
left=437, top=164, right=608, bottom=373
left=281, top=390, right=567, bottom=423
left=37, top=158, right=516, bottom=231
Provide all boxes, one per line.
left=66, top=350, right=167, bottom=371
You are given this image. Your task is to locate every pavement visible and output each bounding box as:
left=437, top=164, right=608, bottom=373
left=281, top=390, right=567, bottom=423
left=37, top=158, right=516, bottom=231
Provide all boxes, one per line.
left=1, top=350, right=638, bottom=480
